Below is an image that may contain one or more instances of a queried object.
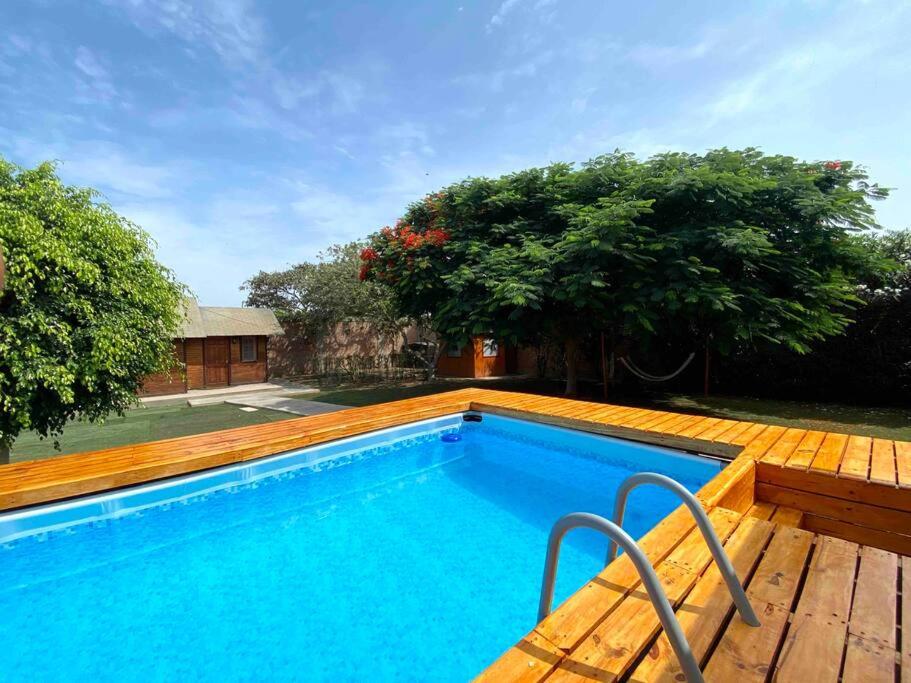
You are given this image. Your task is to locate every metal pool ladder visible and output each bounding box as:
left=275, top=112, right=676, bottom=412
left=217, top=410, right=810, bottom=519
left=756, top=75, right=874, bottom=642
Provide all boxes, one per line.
left=537, top=472, right=760, bottom=683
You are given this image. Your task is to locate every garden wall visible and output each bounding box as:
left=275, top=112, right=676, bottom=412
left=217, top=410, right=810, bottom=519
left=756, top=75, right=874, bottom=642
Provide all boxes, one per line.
left=268, top=321, right=420, bottom=378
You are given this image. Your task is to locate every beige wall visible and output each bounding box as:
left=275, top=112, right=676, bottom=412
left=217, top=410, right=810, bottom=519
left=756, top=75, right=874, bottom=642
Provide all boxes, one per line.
left=268, top=321, right=421, bottom=377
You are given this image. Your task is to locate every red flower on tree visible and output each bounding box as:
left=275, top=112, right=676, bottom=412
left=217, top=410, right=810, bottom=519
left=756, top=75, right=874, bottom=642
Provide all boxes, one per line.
left=824, top=161, right=842, bottom=171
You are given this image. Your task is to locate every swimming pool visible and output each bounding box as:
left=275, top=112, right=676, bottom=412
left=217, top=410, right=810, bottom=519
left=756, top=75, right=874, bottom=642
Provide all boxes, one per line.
left=0, top=412, right=722, bottom=681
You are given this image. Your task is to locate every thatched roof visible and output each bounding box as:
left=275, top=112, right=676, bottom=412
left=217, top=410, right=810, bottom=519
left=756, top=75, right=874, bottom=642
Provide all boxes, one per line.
left=178, top=300, right=284, bottom=338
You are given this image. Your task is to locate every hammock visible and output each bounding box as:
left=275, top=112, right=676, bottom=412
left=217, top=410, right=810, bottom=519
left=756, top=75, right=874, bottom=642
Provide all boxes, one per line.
left=619, top=352, right=695, bottom=382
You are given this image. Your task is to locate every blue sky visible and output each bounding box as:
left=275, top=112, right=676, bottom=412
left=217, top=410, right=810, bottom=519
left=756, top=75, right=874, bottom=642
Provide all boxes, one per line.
left=2, top=1, right=910, bottom=305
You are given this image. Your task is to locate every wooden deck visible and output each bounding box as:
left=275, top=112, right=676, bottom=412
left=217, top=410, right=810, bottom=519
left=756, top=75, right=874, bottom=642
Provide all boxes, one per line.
left=2, top=388, right=909, bottom=681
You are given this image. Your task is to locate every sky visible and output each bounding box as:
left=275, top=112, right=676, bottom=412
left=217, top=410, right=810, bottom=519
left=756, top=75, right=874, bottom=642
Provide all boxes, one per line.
left=2, top=1, right=910, bottom=305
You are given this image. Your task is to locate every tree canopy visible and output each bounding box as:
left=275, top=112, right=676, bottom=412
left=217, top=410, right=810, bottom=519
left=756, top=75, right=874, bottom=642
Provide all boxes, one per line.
left=361, top=149, right=890, bottom=394
left=243, top=241, right=406, bottom=343
left=0, top=158, right=186, bottom=458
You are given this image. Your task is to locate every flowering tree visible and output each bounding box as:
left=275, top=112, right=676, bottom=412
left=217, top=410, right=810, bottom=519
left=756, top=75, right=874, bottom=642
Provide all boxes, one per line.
left=361, top=150, right=890, bottom=395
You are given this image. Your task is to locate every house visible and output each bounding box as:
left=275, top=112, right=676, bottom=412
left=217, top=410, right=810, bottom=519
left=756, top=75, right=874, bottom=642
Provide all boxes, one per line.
left=141, top=300, right=284, bottom=396
left=435, top=335, right=509, bottom=378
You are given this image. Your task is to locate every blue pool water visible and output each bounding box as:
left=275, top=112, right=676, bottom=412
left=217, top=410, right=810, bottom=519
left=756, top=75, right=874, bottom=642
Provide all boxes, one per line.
left=0, top=413, right=721, bottom=682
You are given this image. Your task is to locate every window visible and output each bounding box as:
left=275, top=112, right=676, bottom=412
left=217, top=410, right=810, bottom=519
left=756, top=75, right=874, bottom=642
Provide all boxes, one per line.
left=447, top=343, right=463, bottom=358
left=241, top=336, right=257, bottom=362
left=482, top=339, right=498, bottom=358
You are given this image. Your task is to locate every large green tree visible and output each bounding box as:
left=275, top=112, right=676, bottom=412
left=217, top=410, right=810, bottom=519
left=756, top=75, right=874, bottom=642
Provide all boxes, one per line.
left=0, top=159, right=186, bottom=462
left=361, top=149, right=888, bottom=394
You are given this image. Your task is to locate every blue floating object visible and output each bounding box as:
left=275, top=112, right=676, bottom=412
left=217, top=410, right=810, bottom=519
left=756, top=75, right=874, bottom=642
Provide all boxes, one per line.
left=441, top=433, right=462, bottom=443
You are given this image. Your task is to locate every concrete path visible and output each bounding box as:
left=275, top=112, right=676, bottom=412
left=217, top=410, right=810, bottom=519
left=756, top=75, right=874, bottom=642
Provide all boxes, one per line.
left=224, top=395, right=350, bottom=416
left=142, top=381, right=319, bottom=407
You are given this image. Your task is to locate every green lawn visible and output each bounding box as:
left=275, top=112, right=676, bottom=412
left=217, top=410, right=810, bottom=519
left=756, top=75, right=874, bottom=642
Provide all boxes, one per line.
left=11, top=378, right=910, bottom=463
left=10, top=403, right=292, bottom=463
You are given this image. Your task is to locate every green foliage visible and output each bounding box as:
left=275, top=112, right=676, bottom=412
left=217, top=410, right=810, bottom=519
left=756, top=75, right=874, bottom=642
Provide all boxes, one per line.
left=718, top=229, right=910, bottom=404
left=361, top=149, right=890, bottom=390
left=0, top=158, right=186, bottom=447
left=242, top=242, right=406, bottom=342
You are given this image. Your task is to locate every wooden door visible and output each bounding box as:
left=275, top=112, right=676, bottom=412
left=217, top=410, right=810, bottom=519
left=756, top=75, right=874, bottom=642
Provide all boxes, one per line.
left=204, top=338, right=229, bottom=387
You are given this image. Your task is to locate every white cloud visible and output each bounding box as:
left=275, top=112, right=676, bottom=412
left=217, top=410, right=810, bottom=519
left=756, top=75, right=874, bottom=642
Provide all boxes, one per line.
left=323, top=71, right=365, bottom=114
left=73, top=46, right=117, bottom=101
left=6, top=137, right=180, bottom=199
left=271, top=73, right=321, bottom=109
left=487, top=0, right=559, bottom=32
left=702, top=39, right=873, bottom=128
left=627, top=39, right=714, bottom=68
left=106, top=0, right=265, bottom=66
left=74, top=46, right=108, bottom=80
left=453, top=50, right=554, bottom=92
left=487, top=0, right=523, bottom=31
left=333, top=145, right=356, bottom=160
left=229, top=95, right=314, bottom=140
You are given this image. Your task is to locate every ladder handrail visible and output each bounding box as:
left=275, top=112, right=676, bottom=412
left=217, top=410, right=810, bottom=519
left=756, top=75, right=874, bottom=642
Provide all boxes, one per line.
left=537, top=512, right=704, bottom=683
left=606, top=471, right=761, bottom=627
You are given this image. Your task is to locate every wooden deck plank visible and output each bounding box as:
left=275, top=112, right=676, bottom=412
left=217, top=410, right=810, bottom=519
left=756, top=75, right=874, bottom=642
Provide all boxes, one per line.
left=783, top=430, right=827, bottom=471
left=897, top=441, right=911, bottom=489
left=738, top=424, right=787, bottom=460
left=773, top=535, right=859, bottom=683
left=760, top=428, right=807, bottom=467
left=714, top=420, right=758, bottom=445
left=675, top=417, right=722, bottom=439
left=635, top=412, right=686, bottom=432
left=839, top=435, right=873, bottom=481
left=769, top=506, right=803, bottom=528
left=662, top=414, right=710, bottom=436
left=701, top=525, right=815, bottom=683
left=772, top=533, right=860, bottom=681
left=841, top=634, right=896, bottom=682
left=729, top=422, right=769, bottom=447
left=474, top=630, right=565, bottom=683
left=849, top=546, right=898, bottom=648
left=692, top=419, right=742, bottom=442
left=775, top=613, right=847, bottom=683
left=627, top=516, right=774, bottom=683
left=808, top=432, right=849, bottom=475
left=704, top=602, right=791, bottom=683
left=746, top=526, right=814, bottom=610
left=746, top=501, right=776, bottom=521
left=870, top=439, right=897, bottom=486
left=795, top=535, right=859, bottom=620
left=614, top=409, right=669, bottom=430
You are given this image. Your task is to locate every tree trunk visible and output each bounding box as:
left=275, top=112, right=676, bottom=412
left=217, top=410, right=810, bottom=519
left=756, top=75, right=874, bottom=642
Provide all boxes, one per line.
left=600, top=332, right=609, bottom=401
left=564, top=337, right=579, bottom=397
left=0, top=443, right=9, bottom=465
left=425, top=343, right=442, bottom=382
